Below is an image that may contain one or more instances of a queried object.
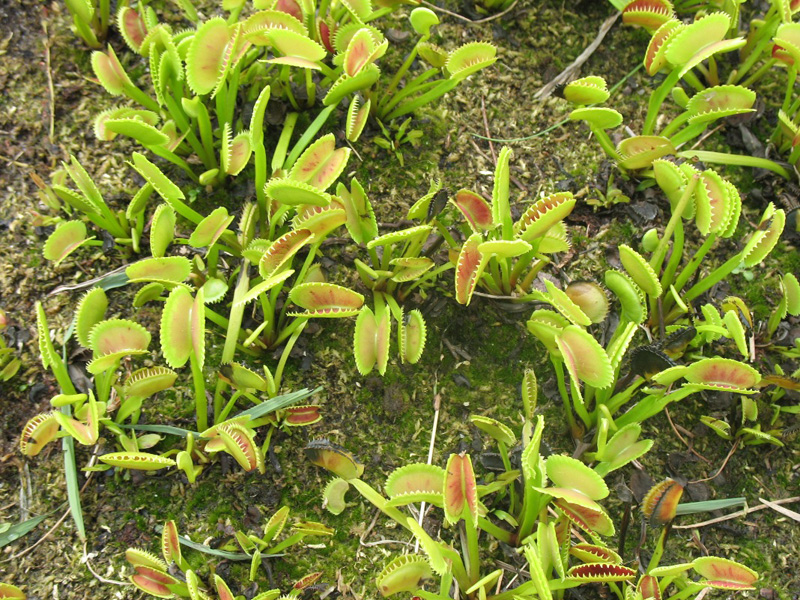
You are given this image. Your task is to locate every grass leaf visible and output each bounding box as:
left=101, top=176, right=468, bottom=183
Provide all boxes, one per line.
left=0, top=513, right=49, bottom=548
left=675, top=497, right=745, bottom=516
left=175, top=534, right=284, bottom=561
left=62, top=411, right=86, bottom=542
left=234, top=387, right=321, bottom=420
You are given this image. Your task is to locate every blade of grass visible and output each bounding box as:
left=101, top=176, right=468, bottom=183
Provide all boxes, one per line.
left=675, top=498, right=745, bottom=516
left=116, top=388, right=321, bottom=437
left=234, top=387, right=321, bottom=420
left=61, top=411, right=85, bottom=542
left=118, top=423, right=200, bottom=438
left=0, top=514, right=49, bottom=548
left=175, top=534, right=285, bottom=561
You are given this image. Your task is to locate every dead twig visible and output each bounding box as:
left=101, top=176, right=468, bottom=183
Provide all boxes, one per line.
left=358, top=508, right=383, bottom=548
left=535, top=12, right=620, bottom=100
left=49, top=264, right=129, bottom=295
left=686, top=124, right=723, bottom=151
left=665, top=408, right=712, bottom=464
left=42, top=20, right=56, bottom=145
left=415, top=381, right=441, bottom=552
left=443, top=338, right=472, bottom=361
left=690, top=438, right=739, bottom=484
left=481, top=94, right=496, bottom=164
left=82, top=540, right=131, bottom=586
left=344, top=137, right=364, bottom=164
left=469, top=137, right=493, bottom=165
left=0, top=153, right=31, bottom=169
left=8, top=449, right=98, bottom=561
left=673, top=496, right=800, bottom=530
left=759, top=497, right=800, bottom=523
left=421, top=0, right=519, bottom=25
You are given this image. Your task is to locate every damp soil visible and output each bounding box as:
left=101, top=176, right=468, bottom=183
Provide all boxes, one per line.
left=0, top=0, right=799, bottom=599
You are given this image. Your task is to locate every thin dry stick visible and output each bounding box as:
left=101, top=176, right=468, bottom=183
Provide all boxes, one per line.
left=673, top=496, right=800, bottom=530
left=82, top=540, right=130, bottom=586
left=534, top=12, right=620, bottom=100
left=359, top=508, right=383, bottom=547
left=344, top=137, right=364, bottom=163
left=694, top=588, right=711, bottom=600
left=481, top=94, right=496, bottom=164
left=415, top=382, right=441, bottom=553
left=686, top=124, right=723, bottom=151
left=690, top=438, right=739, bottom=484
left=9, top=450, right=97, bottom=560
left=42, top=20, right=56, bottom=144
left=0, top=153, right=31, bottom=169
left=665, top=407, right=712, bottom=464
left=469, top=137, right=493, bottom=165
left=49, top=264, right=129, bottom=295
left=759, top=497, right=800, bottom=522
left=421, top=0, right=519, bottom=25
left=6, top=507, right=71, bottom=562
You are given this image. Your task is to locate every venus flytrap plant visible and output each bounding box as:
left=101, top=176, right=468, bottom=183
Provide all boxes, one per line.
left=39, top=152, right=211, bottom=261
left=93, top=7, right=334, bottom=185
left=306, top=417, right=653, bottom=599
left=570, top=9, right=792, bottom=178
left=231, top=505, right=333, bottom=580
left=527, top=267, right=772, bottom=445
left=630, top=161, right=788, bottom=326
left=618, top=477, right=759, bottom=600
left=373, top=8, right=496, bottom=121
left=91, top=0, right=493, bottom=190
left=441, top=147, right=575, bottom=305
left=44, top=156, right=135, bottom=252
left=624, top=0, right=788, bottom=90
left=41, top=126, right=358, bottom=422
left=343, top=179, right=462, bottom=375
left=126, top=519, right=326, bottom=599
left=373, top=116, right=424, bottom=166
left=22, top=266, right=323, bottom=481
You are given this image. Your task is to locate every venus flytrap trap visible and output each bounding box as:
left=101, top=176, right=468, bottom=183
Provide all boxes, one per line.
left=0, top=584, right=25, bottom=600
left=768, top=272, right=800, bottom=337
left=0, top=309, right=21, bottom=383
